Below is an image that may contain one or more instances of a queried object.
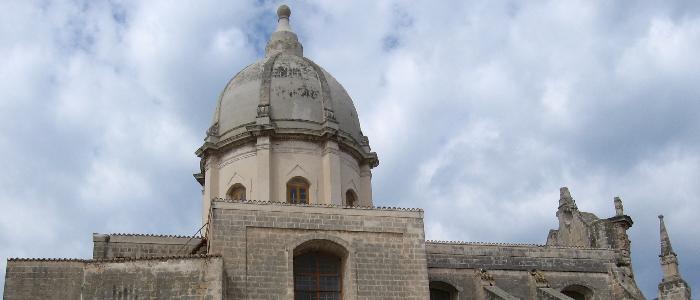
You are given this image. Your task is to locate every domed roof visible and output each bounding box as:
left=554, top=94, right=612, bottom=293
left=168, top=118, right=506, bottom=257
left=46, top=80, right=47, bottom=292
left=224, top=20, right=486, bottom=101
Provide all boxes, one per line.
left=211, top=53, right=363, bottom=144
left=199, top=5, right=377, bottom=167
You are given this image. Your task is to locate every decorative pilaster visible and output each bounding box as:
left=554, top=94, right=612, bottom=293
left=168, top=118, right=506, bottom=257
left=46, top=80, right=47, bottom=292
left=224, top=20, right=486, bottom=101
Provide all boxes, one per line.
left=657, top=215, right=691, bottom=300
left=202, top=155, right=220, bottom=226
left=322, top=140, right=342, bottom=205
left=359, top=164, right=373, bottom=206
left=255, top=136, right=271, bottom=202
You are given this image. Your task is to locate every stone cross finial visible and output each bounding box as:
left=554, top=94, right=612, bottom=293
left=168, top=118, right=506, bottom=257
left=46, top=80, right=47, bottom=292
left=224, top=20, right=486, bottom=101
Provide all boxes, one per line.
left=614, top=197, right=624, bottom=216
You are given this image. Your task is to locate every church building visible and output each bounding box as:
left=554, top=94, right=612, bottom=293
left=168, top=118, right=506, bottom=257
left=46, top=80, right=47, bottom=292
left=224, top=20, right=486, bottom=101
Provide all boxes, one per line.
left=3, top=5, right=692, bottom=300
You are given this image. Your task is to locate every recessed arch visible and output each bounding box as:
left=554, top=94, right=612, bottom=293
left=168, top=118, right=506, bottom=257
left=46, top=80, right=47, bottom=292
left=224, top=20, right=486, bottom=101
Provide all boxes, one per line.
left=293, top=239, right=348, bottom=300
left=429, top=281, right=458, bottom=300
left=226, top=183, right=246, bottom=200
left=561, top=284, right=593, bottom=300
left=287, top=176, right=310, bottom=204
left=345, top=189, right=358, bottom=207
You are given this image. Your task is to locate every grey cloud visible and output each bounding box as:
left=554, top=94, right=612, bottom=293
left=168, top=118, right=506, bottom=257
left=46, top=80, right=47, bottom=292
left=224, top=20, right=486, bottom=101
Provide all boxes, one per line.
left=2, top=0, right=700, bottom=298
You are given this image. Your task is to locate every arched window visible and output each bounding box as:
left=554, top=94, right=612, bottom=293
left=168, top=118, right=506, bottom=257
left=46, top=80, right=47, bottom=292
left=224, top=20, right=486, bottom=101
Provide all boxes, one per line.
left=227, top=183, right=246, bottom=200
left=287, top=177, right=310, bottom=204
left=345, top=189, right=357, bottom=207
left=294, top=251, right=341, bottom=300
left=561, top=285, right=593, bottom=300
left=429, top=281, right=458, bottom=300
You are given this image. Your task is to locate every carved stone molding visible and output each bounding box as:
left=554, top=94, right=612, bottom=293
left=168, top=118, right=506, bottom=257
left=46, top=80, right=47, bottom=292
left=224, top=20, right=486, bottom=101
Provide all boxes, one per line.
left=217, top=151, right=257, bottom=169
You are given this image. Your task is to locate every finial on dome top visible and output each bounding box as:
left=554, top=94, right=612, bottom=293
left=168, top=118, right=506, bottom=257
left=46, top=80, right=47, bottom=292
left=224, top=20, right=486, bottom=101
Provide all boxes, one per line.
left=266, top=4, right=302, bottom=57
left=275, top=4, right=293, bottom=32
left=277, top=4, right=291, bottom=20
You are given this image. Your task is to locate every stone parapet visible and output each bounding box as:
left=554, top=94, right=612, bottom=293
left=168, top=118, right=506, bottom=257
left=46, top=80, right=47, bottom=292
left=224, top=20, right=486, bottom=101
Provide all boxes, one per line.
left=427, top=242, right=615, bottom=272
left=212, top=197, right=423, bottom=212
left=92, top=233, right=205, bottom=259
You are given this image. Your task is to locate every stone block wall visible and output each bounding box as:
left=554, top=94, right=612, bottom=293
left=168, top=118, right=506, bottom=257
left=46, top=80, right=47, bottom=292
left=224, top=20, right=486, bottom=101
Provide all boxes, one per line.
left=93, top=233, right=205, bottom=259
left=426, top=242, right=616, bottom=299
left=3, top=260, right=84, bottom=299
left=207, top=199, right=430, bottom=299
left=4, top=255, right=223, bottom=300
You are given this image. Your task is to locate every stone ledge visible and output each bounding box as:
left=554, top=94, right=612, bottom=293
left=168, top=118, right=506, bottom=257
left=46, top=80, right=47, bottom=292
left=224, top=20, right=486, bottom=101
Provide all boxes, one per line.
left=212, top=198, right=423, bottom=218
left=104, top=232, right=202, bottom=239
left=7, top=254, right=220, bottom=263
left=213, top=198, right=422, bottom=211
left=426, top=240, right=609, bottom=250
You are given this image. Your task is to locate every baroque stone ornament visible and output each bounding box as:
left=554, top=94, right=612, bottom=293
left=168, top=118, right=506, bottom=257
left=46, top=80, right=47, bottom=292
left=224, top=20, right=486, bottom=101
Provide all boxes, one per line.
left=206, top=122, right=219, bottom=136
left=615, top=196, right=625, bottom=216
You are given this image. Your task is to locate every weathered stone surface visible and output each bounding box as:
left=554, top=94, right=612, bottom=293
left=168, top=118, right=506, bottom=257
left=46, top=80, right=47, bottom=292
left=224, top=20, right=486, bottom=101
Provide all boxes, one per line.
left=538, top=288, right=574, bottom=300
left=657, top=215, right=692, bottom=300
left=207, top=200, right=430, bottom=299
left=426, top=241, right=616, bottom=299
left=4, top=255, right=223, bottom=300
left=92, top=233, right=205, bottom=259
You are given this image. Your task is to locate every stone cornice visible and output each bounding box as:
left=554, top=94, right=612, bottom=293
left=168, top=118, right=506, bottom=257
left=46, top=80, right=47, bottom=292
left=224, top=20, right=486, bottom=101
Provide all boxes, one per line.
left=198, top=125, right=379, bottom=168
left=608, top=215, right=634, bottom=228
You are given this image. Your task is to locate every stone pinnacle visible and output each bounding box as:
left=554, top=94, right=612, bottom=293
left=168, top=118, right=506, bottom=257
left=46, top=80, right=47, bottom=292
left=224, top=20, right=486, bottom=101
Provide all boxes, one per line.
left=659, top=214, right=674, bottom=257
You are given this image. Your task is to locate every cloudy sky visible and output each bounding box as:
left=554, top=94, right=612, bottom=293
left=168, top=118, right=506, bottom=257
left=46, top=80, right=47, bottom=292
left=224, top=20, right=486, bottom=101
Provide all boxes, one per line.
left=2, top=0, right=699, bottom=296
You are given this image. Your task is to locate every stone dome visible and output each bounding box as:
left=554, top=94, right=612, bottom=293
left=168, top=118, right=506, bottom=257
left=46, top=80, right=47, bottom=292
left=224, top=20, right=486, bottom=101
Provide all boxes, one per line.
left=199, top=5, right=374, bottom=166
left=210, top=53, right=364, bottom=145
